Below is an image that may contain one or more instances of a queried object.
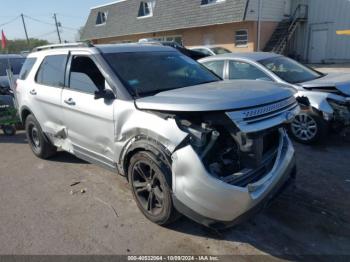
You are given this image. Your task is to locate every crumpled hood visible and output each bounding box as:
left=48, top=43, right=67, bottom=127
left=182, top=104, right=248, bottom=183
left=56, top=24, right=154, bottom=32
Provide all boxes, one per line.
left=300, top=73, right=350, bottom=96
left=135, top=80, right=295, bottom=112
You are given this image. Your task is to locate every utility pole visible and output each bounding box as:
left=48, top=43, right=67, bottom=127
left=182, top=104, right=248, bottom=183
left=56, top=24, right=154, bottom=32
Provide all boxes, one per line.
left=257, top=0, right=262, bottom=51
left=53, top=13, right=62, bottom=43
left=20, top=14, right=30, bottom=45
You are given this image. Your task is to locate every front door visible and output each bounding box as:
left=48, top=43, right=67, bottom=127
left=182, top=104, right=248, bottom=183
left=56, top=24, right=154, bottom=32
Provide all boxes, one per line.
left=309, top=29, right=328, bottom=64
left=61, top=53, right=115, bottom=167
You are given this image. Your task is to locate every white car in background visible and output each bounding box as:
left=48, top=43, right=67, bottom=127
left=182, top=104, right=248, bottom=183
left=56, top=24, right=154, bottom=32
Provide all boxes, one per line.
left=189, top=46, right=231, bottom=56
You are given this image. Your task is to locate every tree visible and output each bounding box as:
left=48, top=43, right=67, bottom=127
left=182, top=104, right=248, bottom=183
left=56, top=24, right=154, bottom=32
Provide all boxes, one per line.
left=0, top=38, right=50, bottom=54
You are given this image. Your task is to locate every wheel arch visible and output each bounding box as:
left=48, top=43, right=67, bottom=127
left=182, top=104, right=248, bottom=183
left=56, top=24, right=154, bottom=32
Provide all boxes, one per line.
left=120, top=135, right=173, bottom=186
left=20, top=106, right=33, bottom=124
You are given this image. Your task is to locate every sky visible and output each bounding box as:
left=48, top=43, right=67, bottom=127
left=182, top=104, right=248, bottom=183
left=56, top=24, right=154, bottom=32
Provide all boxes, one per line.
left=0, top=0, right=110, bottom=43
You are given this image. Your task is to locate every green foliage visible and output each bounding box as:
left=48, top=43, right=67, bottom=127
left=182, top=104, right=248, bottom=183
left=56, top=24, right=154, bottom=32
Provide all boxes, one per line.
left=0, top=38, right=50, bottom=54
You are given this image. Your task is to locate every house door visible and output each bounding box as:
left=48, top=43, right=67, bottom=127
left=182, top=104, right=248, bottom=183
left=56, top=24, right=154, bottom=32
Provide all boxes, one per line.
left=309, top=29, right=328, bottom=63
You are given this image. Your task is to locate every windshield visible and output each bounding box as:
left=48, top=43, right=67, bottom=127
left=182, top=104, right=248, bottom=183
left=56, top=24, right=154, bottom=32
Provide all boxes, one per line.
left=0, top=58, right=25, bottom=76
left=104, top=51, right=220, bottom=97
left=259, top=56, right=323, bottom=84
left=211, top=47, right=231, bottom=55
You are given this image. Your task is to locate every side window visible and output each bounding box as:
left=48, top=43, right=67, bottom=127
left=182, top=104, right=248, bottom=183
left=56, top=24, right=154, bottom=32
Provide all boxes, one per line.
left=69, top=56, right=105, bottom=94
left=19, top=58, right=37, bottom=80
left=228, top=61, right=272, bottom=80
left=203, top=60, right=225, bottom=78
left=36, top=55, right=67, bottom=87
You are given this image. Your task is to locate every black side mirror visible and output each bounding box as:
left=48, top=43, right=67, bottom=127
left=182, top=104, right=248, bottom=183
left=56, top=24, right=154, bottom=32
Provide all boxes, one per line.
left=94, top=89, right=115, bottom=100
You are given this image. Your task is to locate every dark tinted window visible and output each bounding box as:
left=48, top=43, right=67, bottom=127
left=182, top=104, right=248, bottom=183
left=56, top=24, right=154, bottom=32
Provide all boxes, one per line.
left=229, top=61, right=271, bottom=80
left=19, top=58, right=37, bottom=80
left=0, top=57, right=25, bottom=76
left=69, top=56, right=104, bottom=94
left=202, top=60, right=225, bottom=78
left=104, top=51, right=219, bottom=97
left=36, top=55, right=67, bottom=87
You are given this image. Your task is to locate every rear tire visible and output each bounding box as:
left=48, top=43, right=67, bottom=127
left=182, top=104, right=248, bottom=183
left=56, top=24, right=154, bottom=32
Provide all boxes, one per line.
left=3, top=125, right=16, bottom=136
left=25, top=114, right=57, bottom=159
left=128, top=151, right=179, bottom=225
left=289, top=109, right=328, bottom=144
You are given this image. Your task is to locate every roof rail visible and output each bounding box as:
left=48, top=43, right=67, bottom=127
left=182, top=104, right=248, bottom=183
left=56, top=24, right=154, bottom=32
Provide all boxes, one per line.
left=33, top=42, right=94, bottom=52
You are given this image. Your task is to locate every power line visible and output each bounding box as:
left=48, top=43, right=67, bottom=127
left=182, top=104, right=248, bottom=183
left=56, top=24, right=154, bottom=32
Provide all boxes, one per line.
left=0, top=16, right=20, bottom=27
left=32, top=30, right=57, bottom=38
left=24, top=15, right=55, bottom=26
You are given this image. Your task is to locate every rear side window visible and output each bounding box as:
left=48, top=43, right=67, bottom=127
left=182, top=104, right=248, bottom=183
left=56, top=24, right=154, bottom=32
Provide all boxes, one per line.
left=36, top=55, right=67, bottom=87
left=202, top=60, right=225, bottom=78
left=19, top=58, right=37, bottom=80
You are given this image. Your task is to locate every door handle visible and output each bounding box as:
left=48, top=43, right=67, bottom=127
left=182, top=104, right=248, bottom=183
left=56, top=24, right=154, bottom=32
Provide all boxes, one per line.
left=64, top=98, right=76, bottom=106
left=29, top=89, right=37, bottom=95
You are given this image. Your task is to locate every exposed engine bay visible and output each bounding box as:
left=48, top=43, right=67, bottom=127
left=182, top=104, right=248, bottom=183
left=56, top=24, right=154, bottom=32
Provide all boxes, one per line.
left=173, top=112, right=281, bottom=187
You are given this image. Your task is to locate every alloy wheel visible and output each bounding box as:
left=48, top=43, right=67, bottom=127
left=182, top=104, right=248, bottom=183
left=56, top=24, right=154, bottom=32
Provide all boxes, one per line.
left=291, top=113, right=318, bottom=141
left=131, top=161, right=165, bottom=216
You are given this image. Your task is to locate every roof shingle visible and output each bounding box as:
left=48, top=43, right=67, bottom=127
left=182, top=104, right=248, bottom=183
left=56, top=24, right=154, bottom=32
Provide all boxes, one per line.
left=81, top=0, right=248, bottom=40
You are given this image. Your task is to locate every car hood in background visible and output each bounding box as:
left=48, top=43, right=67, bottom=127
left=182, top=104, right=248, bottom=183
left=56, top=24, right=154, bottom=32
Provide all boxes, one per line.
left=300, top=73, right=350, bottom=96
left=135, top=80, right=294, bottom=112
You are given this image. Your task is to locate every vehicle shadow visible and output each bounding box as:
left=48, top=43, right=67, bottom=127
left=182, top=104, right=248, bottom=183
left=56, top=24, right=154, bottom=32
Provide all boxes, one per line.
left=168, top=185, right=350, bottom=260
left=0, top=132, right=27, bottom=144
left=47, top=151, right=89, bottom=165
left=167, top=134, right=350, bottom=259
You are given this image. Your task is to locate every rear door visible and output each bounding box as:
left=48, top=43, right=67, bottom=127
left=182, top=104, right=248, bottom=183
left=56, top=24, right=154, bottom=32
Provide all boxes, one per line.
left=227, top=60, right=273, bottom=81
left=61, top=51, right=115, bottom=167
left=29, top=53, right=68, bottom=136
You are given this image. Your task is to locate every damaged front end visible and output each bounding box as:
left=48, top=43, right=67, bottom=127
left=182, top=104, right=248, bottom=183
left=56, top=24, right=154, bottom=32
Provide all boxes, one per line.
left=171, top=96, right=299, bottom=228
left=327, top=98, right=350, bottom=129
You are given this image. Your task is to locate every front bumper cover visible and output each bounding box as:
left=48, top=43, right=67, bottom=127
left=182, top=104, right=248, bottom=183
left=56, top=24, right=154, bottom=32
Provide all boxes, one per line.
left=171, top=130, right=296, bottom=228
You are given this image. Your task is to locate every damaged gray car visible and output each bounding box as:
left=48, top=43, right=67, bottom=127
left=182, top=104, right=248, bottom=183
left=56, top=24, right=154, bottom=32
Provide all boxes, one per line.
left=17, top=43, right=299, bottom=228
left=200, top=53, right=350, bottom=144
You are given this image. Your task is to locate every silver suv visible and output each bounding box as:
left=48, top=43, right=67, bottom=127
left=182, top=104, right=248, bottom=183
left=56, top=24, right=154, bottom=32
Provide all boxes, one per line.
left=16, top=43, right=299, bottom=228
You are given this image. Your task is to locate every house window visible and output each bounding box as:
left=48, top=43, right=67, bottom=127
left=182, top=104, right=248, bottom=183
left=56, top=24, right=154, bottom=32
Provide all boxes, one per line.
left=235, top=30, right=248, bottom=47
left=201, top=0, right=225, bottom=6
left=138, top=1, right=156, bottom=18
left=96, top=11, right=108, bottom=25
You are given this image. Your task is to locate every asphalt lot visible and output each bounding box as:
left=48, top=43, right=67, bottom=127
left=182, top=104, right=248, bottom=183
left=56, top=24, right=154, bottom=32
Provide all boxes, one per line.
left=0, top=130, right=349, bottom=259
left=1, top=65, right=350, bottom=259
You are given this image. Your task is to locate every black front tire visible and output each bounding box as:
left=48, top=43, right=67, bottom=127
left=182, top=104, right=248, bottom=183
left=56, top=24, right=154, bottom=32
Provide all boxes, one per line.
left=3, top=125, right=16, bottom=136
left=289, top=109, right=329, bottom=144
left=128, top=151, right=179, bottom=225
left=25, top=114, right=57, bottom=159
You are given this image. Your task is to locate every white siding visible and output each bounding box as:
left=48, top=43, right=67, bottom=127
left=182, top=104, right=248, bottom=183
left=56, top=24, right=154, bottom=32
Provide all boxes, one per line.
left=290, top=0, right=350, bottom=63
left=245, top=0, right=291, bottom=21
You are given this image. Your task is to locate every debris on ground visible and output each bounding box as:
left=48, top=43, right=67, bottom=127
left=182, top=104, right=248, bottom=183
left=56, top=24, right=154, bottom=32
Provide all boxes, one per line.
left=70, top=181, right=81, bottom=187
